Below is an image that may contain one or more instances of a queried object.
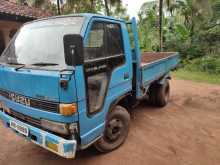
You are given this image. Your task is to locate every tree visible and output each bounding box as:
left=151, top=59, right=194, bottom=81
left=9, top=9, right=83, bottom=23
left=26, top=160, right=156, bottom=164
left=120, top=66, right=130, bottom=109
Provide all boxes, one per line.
left=138, top=0, right=219, bottom=56
left=104, top=0, right=110, bottom=15
left=17, top=0, right=27, bottom=5
left=57, top=0, right=61, bottom=15
left=17, top=0, right=48, bottom=9
left=61, top=0, right=103, bottom=14
left=138, top=1, right=159, bottom=51
left=30, top=0, right=45, bottom=8
left=103, top=0, right=126, bottom=16
left=164, top=0, right=178, bottom=16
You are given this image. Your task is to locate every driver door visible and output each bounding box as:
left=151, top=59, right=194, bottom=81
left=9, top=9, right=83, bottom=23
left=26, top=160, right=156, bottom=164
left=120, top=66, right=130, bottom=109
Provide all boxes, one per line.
left=78, top=19, right=128, bottom=146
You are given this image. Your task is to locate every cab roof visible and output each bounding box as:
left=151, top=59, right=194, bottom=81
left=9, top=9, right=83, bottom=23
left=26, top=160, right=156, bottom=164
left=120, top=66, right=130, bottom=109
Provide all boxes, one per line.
left=29, top=13, right=126, bottom=25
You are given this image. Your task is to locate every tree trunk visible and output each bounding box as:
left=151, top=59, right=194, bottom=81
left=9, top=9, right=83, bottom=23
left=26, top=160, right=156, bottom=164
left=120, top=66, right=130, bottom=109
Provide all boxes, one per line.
left=159, top=0, right=163, bottom=51
left=57, top=0, right=61, bottom=15
left=90, top=0, right=95, bottom=12
left=104, top=0, right=110, bottom=16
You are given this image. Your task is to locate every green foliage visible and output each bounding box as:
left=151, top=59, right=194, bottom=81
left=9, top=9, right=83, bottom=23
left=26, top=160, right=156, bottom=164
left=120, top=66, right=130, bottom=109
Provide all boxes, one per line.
left=16, top=0, right=129, bottom=19
left=61, top=0, right=104, bottom=14
left=183, top=56, right=220, bottom=74
left=173, top=69, right=220, bottom=84
left=138, top=1, right=160, bottom=51
left=17, top=0, right=47, bottom=8
left=138, top=0, right=220, bottom=75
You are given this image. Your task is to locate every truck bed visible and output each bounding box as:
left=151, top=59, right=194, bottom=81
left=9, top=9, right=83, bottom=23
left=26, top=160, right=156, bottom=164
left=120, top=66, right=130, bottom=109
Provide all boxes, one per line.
left=140, top=52, right=179, bottom=88
left=141, top=52, right=175, bottom=66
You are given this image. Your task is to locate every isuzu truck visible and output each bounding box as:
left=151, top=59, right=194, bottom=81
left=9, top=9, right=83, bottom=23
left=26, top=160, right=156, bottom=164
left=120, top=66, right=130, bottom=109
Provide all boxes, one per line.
left=0, top=14, right=179, bottom=158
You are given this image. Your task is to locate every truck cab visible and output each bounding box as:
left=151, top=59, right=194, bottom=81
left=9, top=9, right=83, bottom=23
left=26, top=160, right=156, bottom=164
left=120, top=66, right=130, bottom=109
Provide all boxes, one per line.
left=0, top=14, right=179, bottom=158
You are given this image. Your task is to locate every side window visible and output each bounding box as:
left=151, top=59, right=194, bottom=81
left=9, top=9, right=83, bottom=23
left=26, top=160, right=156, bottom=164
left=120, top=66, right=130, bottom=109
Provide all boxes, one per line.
left=84, top=21, right=125, bottom=115
left=106, top=23, right=124, bottom=56
left=87, top=72, right=108, bottom=113
left=84, top=22, right=105, bottom=61
left=84, top=21, right=108, bottom=114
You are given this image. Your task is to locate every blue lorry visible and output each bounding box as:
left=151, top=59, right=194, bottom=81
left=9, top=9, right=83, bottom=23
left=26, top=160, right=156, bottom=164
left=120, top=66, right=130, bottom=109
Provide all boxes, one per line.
left=0, top=14, right=179, bottom=158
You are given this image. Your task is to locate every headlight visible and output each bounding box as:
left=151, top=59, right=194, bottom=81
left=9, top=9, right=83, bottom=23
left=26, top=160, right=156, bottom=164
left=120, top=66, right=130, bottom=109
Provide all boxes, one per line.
left=41, top=119, right=69, bottom=135
left=59, top=103, right=77, bottom=116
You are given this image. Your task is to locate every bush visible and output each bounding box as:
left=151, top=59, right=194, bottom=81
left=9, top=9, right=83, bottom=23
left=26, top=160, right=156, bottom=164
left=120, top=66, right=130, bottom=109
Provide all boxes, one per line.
left=184, top=56, right=220, bottom=74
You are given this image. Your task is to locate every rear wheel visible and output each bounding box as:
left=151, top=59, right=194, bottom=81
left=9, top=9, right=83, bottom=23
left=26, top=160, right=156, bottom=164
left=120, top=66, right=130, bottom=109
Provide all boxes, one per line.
left=149, top=79, right=170, bottom=107
left=94, top=105, right=130, bottom=153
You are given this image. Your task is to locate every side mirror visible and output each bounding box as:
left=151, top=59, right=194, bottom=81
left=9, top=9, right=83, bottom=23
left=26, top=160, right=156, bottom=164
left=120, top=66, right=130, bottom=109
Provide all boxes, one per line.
left=63, top=34, right=84, bottom=66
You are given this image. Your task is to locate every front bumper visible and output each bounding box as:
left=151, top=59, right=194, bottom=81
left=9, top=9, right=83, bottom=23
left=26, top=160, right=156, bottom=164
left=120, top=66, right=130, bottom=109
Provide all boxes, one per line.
left=0, top=111, right=77, bottom=159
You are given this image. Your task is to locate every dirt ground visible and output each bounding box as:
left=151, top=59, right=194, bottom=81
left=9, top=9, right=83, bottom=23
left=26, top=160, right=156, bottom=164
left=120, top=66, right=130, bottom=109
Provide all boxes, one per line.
left=0, top=79, right=220, bottom=165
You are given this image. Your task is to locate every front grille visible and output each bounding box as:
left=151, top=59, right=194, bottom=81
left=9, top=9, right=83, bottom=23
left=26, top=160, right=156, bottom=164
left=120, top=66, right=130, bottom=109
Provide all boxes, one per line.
left=7, top=109, right=41, bottom=128
left=0, top=89, right=59, bottom=113
left=30, top=100, right=59, bottom=113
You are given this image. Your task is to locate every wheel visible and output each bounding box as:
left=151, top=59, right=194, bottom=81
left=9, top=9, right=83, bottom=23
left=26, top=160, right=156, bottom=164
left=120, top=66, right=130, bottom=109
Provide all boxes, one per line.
left=94, top=105, right=130, bottom=153
left=148, top=79, right=170, bottom=107
left=148, top=84, right=157, bottom=105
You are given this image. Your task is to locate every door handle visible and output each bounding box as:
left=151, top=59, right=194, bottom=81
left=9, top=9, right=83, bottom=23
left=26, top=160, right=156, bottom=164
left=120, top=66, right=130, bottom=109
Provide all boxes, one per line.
left=124, top=72, right=129, bottom=80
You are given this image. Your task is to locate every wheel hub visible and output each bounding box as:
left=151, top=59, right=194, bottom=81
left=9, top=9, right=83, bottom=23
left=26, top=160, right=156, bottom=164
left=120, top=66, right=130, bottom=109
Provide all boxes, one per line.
left=105, top=118, right=123, bottom=142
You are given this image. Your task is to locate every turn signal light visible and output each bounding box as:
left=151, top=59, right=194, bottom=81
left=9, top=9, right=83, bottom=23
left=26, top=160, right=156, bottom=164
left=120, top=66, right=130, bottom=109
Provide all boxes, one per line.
left=59, top=103, right=77, bottom=116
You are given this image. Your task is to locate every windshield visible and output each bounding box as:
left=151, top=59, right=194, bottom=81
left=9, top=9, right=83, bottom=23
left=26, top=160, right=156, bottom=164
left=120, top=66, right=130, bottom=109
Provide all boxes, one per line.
left=0, top=16, right=84, bottom=70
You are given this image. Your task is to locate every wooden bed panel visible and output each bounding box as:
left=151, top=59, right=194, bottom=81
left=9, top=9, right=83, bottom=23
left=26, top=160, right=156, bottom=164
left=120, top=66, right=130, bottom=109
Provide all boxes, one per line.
left=141, top=52, right=175, bottom=64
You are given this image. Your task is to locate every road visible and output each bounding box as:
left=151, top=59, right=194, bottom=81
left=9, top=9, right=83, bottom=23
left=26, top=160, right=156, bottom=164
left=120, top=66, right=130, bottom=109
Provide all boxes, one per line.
left=0, top=79, right=220, bottom=165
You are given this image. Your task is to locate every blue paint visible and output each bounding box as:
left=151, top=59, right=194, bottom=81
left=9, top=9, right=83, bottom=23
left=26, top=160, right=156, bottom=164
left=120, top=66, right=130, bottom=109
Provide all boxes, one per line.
left=130, top=17, right=142, bottom=98
left=77, top=16, right=133, bottom=145
left=141, top=53, right=179, bottom=87
left=0, top=66, right=77, bottom=103
left=0, top=13, right=179, bottom=157
left=0, top=111, right=76, bottom=158
left=30, top=129, right=43, bottom=144
left=0, top=95, right=78, bottom=123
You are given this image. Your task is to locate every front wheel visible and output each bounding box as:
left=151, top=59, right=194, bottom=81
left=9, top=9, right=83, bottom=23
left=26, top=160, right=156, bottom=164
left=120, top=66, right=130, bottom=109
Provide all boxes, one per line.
left=94, top=105, right=130, bottom=153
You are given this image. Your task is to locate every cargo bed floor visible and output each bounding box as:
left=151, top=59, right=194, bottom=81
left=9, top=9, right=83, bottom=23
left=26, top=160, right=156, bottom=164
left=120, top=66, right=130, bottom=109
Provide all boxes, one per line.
left=141, top=52, right=175, bottom=65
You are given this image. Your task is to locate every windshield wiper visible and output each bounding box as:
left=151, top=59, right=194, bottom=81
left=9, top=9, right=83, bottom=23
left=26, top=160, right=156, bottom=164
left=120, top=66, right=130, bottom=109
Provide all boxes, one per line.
left=7, top=62, right=24, bottom=65
left=31, top=62, right=58, bottom=66
left=15, top=65, right=25, bottom=71
left=5, top=62, right=26, bottom=71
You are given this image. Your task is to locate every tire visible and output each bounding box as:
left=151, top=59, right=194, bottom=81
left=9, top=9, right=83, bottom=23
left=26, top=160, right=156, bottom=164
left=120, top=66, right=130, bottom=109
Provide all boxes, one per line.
left=94, top=105, right=130, bottom=153
left=148, top=84, right=157, bottom=105
left=149, top=79, right=170, bottom=107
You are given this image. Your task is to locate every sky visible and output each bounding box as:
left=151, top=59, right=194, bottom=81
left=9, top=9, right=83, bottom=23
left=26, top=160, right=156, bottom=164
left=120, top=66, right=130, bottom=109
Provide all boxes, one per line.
left=122, top=0, right=155, bottom=18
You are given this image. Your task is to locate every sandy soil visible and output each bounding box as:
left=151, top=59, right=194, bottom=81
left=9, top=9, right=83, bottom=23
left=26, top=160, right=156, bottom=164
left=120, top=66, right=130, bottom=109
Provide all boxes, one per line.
left=0, top=79, right=220, bottom=165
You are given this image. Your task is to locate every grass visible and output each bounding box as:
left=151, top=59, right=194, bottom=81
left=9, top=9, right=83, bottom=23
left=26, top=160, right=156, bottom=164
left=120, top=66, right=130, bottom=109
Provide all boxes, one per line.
left=173, top=69, right=220, bottom=85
